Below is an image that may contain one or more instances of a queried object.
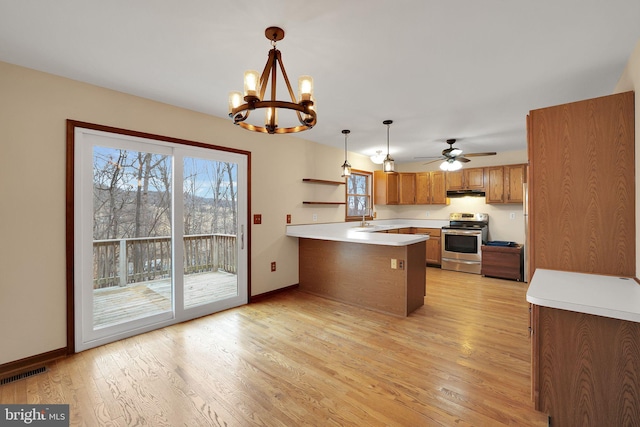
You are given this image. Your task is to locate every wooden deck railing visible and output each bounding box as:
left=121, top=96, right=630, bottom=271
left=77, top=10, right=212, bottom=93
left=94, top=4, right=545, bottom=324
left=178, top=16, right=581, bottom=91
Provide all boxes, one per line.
left=93, top=233, right=237, bottom=289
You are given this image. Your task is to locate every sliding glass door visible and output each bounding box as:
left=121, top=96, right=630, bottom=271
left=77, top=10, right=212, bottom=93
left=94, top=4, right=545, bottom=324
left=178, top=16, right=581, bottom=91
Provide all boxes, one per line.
left=73, top=126, right=248, bottom=351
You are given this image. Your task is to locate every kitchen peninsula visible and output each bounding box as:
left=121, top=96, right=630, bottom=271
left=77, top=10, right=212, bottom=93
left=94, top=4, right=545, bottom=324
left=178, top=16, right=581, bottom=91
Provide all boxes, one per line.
left=286, top=220, right=447, bottom=317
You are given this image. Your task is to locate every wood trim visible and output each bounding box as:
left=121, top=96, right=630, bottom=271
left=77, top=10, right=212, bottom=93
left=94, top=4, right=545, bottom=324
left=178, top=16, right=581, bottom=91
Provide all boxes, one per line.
left=65, top=120, right=252, bottom=352
left=0, top=348, right=67, bottom=377
left=250, top=284, right=299, bottom=303
left=66, top=121, right=76, bottom=354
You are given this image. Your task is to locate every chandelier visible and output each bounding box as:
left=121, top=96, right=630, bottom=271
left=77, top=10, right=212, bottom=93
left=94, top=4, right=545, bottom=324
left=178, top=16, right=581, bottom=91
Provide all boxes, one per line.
left=228, top=27, right=317, bottom=134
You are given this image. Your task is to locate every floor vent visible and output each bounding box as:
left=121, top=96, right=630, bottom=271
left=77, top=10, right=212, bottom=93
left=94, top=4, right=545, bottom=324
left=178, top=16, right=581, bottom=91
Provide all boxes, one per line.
left=0, top=366, right=47, bottom=385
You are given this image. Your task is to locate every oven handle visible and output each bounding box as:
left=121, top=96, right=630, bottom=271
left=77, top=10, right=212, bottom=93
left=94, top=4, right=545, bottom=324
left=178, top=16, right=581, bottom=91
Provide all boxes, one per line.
left=442, top=229, right=482, bottom=235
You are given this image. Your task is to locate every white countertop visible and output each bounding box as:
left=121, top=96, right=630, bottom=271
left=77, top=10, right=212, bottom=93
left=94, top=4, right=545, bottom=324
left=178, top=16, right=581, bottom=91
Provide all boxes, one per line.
left=286, top=219, right=448, bottom=246
left=526, top=269, right=640, bottom=323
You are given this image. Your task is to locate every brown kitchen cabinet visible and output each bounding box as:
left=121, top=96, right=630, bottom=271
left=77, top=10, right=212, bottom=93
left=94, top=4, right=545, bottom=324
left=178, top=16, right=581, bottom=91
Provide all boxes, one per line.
left=415, top=171, right=448, bottom=205
left=481, top=244, right=523, bottom=281
left=527, top=91, right=636, bottom=424
left=527, top=91, right=634, bottom=279
left=446, top=167, right=485, bottom=191
left=486, top=164, right=526, bottom=204
left=531, top=304, right=640, bottom=425
left=415, top=172, right=429, bottom=204
left=414, top=227, right=441, bottom=266
left=373, top=170, right=399, bottom=205
left=398, top=173, right=416, bottom=204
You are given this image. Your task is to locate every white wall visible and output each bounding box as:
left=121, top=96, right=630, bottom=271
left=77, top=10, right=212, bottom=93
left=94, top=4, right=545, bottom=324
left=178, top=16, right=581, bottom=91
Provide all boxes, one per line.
left=0, top=60, right=372, bottom=365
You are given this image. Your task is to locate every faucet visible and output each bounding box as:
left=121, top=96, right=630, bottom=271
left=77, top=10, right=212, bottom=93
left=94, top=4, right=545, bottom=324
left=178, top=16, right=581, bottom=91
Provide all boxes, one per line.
left=361, top=206, right=369, bottom=227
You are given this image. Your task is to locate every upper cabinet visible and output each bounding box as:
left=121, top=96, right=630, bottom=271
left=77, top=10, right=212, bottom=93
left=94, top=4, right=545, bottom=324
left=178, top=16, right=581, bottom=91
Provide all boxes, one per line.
left=446, top=167, right=485, bottom=191
left=375, top=171, right=447, bottom=206
left=398, top=173, right=416, bottom=205
left=486, top=164, right=526, bottom=204
left=374, top=170, right=399, bottom=205
left=527, top=91, right=634, bottom=278
left=427, top=171, right=447, bottom=204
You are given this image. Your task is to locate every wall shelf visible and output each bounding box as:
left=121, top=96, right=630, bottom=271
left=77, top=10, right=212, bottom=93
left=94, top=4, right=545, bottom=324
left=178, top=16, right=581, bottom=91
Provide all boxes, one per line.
left=302, top=201, right=346, bottom=205
left=302, top=178, right=345, bottom=205
left=302, top=178, right=345, bottom=185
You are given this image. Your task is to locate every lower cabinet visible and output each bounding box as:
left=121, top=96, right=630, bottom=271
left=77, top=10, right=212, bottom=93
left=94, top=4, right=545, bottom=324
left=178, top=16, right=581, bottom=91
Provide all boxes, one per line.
left=531, top=305, right=640, bottom=425
left=481, top=244, right=523, bottom=281
left=414, top=228, right=441, bottom=266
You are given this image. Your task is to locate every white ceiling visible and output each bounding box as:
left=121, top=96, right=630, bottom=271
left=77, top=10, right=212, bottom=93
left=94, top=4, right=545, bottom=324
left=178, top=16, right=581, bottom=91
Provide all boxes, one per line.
left=1, top=1, right=639, bottom=163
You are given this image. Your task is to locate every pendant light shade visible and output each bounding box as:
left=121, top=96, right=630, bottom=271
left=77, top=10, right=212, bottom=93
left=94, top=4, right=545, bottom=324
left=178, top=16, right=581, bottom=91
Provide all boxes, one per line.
left=341, top=129, right=352, bottom=177
left=382, top=120, right=395, bottom=173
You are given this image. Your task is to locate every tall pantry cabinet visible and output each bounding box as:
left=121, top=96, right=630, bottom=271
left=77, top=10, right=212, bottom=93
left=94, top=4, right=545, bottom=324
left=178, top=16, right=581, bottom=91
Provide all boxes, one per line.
left=527, top=91, right=638, bottom=426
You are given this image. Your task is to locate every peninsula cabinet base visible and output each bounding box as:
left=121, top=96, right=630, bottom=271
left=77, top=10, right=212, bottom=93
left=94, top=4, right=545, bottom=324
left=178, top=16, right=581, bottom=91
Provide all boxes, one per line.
left=532, top=305, right=640, bottom=426
left=298, top=239, right=426, bottom=317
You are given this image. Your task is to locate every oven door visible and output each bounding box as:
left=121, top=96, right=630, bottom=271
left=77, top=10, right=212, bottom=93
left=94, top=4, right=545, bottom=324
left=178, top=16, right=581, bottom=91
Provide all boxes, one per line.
left=441, top=229, right=482, bottom=262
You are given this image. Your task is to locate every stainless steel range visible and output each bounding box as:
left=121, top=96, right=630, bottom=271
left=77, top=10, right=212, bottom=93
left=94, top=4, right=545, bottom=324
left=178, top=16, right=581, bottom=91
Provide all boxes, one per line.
left=441, top=213, right=488, bottom=274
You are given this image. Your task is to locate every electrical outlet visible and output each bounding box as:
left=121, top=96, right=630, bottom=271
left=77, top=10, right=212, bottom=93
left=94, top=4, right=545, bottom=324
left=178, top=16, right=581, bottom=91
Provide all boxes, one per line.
left=254, top=214, right=262, bottom=224
left=509, top=212, right=516, bottom=220
left=398, top=260, right=404, bottom=270
left=271, top=262, right=276, bottom=272
left=312, top=213, right=318, bottom=222
left=391, top=259, right=397, bottom=269
left=286, top=214, right=292, bottom=224
left=425, top=211, right=430, bottom=217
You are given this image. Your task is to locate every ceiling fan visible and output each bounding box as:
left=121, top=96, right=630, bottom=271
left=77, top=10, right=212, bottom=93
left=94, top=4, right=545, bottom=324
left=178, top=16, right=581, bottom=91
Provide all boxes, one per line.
left=415, top=139, right=497, bottom=166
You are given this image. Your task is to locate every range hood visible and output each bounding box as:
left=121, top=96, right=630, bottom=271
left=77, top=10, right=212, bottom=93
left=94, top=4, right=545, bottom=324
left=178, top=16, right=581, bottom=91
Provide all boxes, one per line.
left=446, top=189, right=486, bottom=198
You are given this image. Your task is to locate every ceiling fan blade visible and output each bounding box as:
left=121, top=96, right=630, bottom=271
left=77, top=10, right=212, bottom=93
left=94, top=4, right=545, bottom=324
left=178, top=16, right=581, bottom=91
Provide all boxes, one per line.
left=422, top=159, right=443, bottom=165
left=464, top=152, right=497, bottom=157
left=457, top=157, right=471, bottom=163
left=413, top=155, right=443, bottom=159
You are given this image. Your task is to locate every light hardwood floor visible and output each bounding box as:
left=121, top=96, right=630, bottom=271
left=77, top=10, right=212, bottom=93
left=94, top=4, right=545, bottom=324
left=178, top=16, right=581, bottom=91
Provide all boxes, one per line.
left=1, top=268, right=549, bottom=426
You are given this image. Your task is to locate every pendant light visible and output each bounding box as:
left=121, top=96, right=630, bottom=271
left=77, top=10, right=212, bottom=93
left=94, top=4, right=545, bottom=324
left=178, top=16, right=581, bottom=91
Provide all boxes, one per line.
left=340, top=129, right=352, bottom=177
left=382, top=120, right=395, bottom=173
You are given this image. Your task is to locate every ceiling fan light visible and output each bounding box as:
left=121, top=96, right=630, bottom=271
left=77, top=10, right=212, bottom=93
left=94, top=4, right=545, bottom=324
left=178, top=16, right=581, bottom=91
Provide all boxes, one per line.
left=450, top=148, right=462, bottom=157
left=450, top=160, right=462, bottom=171
left=440, top=159, right=462, bottom=171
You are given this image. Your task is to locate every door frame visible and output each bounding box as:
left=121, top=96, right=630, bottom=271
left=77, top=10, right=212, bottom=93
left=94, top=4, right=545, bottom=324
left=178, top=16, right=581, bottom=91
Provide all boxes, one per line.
left=66, top=120, right=252, bottom=354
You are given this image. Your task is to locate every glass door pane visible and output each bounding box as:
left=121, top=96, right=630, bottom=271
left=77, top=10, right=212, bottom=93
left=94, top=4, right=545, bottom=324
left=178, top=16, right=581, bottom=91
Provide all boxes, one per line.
left=182, top=157, right=238, bottom=309
left=92, top=146, right=173, bottom=329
